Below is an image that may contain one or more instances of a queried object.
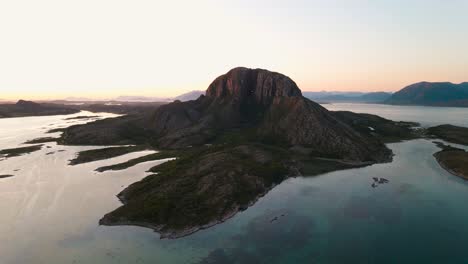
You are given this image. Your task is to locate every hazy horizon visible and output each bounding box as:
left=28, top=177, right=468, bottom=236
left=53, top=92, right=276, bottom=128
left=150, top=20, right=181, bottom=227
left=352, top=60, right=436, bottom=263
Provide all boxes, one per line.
left=1, top=0, right=468, bottom=100
left=0, top=87, right=390, bottom=102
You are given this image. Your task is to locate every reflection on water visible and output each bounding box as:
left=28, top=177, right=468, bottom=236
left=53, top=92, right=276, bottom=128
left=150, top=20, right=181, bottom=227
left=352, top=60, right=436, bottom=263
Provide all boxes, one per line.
left=1, top=107, right=468, bottom=263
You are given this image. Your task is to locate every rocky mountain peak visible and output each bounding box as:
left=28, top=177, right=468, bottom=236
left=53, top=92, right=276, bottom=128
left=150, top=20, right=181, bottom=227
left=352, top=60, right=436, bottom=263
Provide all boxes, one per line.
left=205, top=67, right=302, bottom=105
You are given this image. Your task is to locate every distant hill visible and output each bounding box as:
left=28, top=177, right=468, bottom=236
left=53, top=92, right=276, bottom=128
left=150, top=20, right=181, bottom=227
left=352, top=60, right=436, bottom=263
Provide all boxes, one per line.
left=0, top=100, right=79, bottom=118
left=304, top=91, right=391, bottom=103
left=173, top=90, right=204, bottom=101
left=385, top=82, right=468, bottom=106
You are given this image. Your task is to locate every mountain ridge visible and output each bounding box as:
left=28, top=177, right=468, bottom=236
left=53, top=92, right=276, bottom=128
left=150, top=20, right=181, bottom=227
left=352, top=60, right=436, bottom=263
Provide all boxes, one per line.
left=385, top=82, right=468, bottom=106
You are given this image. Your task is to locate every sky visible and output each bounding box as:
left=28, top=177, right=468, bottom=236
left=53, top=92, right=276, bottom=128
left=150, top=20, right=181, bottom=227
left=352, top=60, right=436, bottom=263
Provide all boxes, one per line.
left=1, top=0, right=468, bottom=100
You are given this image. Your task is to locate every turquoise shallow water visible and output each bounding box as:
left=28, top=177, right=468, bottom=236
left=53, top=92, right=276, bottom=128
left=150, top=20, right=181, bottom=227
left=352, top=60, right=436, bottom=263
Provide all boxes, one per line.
left=63, top=140, right=468, bottom=263
left=2, top=105, right=468, bottom=263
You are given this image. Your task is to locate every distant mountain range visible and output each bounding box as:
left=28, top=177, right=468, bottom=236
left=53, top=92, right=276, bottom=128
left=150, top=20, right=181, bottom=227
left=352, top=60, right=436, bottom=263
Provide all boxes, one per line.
left=62, top=91, right=205, bottom=103
left=385, top=82, right=468, bottom=107
left=10, top=81, right=468, bottom=108
left=303, top=91, right=392, bottom=103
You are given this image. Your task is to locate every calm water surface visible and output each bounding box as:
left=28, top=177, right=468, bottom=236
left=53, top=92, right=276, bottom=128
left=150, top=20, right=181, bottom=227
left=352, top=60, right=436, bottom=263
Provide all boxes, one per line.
left=323, top=103, right=468, bottom=127
left=1, top=106, right=468, bottom=263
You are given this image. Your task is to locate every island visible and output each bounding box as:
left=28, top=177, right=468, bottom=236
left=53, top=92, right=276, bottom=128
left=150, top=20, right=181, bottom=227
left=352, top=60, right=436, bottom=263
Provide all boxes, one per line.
left=57, top=67, right=419, bottom=238
left=428, top=125, right=468, bottom=180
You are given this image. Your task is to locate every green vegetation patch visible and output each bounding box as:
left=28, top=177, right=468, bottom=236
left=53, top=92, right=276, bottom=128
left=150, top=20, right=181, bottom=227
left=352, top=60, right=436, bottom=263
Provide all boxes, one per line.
left=69, top=145, right=149, bottom=165
left=100, top=144, right=292, bottom=237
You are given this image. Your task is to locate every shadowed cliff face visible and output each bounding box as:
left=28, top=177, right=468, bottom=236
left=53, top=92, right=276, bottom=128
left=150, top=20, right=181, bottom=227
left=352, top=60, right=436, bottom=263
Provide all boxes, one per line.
left=149, top=67, right=304, bottom=138
left=206, top=67, right=302, bottom=104
left=147, top=67, right=390, bottom=162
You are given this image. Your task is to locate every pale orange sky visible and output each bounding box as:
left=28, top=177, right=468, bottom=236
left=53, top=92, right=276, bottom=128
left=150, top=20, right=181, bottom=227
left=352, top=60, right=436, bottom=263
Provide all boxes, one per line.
left=1, top=0, right=468, bottom=100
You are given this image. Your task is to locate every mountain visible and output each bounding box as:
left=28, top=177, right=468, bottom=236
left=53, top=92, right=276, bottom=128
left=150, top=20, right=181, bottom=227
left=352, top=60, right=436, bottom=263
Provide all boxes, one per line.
left=173, top=90, right=204, bottom=101
left=304, top=91, right=392, bottom=103
left=385, top=82, right=468, bottom=106
left=0, top=100, right=80, bottom=118
left=58, top=67, right=413, bottom=238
